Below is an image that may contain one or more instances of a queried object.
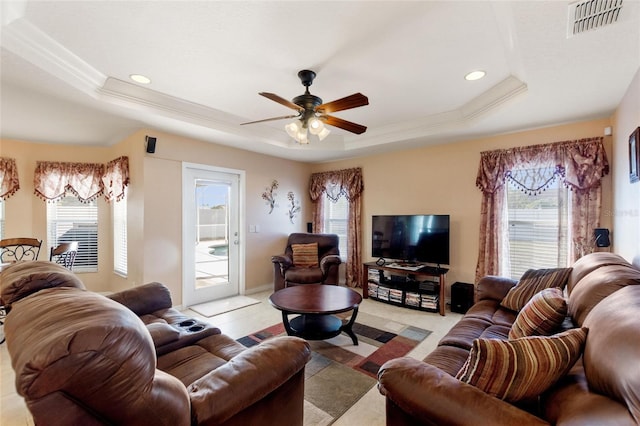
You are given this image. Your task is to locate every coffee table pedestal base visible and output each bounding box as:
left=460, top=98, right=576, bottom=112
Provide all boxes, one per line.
left=282, top=309, right=359, bottom=345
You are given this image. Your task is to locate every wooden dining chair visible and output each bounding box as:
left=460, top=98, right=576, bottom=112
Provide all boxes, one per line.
left=0, top=238, right=43, bottom=344
left=0, top=238, right=42, bottom=263
left=49, top=241, right=79, bottom=270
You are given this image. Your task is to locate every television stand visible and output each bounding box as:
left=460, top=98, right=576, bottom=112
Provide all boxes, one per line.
left=363, top=262, right=448, bottom=316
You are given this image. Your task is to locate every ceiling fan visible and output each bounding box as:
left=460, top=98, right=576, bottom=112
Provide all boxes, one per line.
left=241, top=70, right=369, bottom=143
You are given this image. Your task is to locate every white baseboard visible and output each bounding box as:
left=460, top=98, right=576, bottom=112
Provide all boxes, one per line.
left=243, top=283, right=273, bottom=295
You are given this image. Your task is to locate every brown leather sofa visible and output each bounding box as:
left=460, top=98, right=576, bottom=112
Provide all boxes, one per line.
left=378, top=252, right=640, bottom=425
left=271, top=233, right=342, bottom=291
left=1, top=261, right=311, bottom=426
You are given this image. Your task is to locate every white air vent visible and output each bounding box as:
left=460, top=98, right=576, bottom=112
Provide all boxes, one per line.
left=567, top=0, right=624, bottom=37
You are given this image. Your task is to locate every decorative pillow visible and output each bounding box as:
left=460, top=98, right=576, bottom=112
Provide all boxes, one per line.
left=509, top=287, right=567, bottom=339
left=501, top=267, right=572, bottom=312
left=456, top=327, right=587, bottom=402
left=291, top=243, right=319, bottom=268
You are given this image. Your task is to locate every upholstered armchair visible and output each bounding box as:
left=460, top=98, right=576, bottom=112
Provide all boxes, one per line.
left=272, top=233, right=342, bottom=291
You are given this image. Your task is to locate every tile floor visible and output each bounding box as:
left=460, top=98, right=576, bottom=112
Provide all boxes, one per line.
left=0, top=288, right=462, bottom=426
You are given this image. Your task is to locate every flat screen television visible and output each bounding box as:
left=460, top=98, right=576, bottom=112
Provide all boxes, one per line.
left=372, top=215, right=450, bottom=265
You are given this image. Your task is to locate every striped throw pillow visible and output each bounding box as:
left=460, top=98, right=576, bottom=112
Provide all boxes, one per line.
left=456, top=327, right=587, bottom=402
left=291, top=243, right=319, bottom=268
left=501, top=267, right=572, bottom=312
left=509, top=287, right=567, bottom=339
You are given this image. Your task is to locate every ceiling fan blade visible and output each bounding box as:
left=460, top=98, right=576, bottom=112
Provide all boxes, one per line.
left=316, top=93, right=369, bottom=114
left=241, top=114, right=300, bottom=125
left=259, top=92, right=304, bottom=111
left=321, top=115, right=367, bottom=134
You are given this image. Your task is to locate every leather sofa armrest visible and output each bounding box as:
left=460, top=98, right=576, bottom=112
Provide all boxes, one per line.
left=108, top=282, right=172, bottom=316
left=476, top=275, right=518, bottom=302
left=378, top=357, right=549, bottom=426
left=271, top=254, right=292, bottom=266
left=320, top=254, right=342, bottom=274
left=188, top=336, right=311, bottom=425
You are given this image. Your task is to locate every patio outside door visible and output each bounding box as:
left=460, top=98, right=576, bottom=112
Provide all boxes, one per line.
left=182, top=163, right=243, bottom=307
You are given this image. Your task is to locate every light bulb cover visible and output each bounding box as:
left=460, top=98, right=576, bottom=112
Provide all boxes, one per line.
left=308, top=117, right=324, bottom=135
left=297, top=129, right=309, bottom=144
left=317, top=127, right=331, bottom=141
left=285, top=121, right=302, bottom=138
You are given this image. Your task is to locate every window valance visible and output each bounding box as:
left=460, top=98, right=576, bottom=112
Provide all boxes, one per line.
left=34, top=156, right=130, bottom=203
left=309, top=167, right=364, bottom=202
left=0, top=157, right=20, bottom=200
left=102, top=156, right=130, bottom=202
left=476, top=137, right=609, bottom=194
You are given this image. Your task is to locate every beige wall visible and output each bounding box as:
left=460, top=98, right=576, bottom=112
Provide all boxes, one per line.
left=113, top=130, right=311, bottom=305
left=612, top=67, right=640, bottom=266
left=1, top=131, right=311, bottom=304
left=313, top=118, right=614, bottom=297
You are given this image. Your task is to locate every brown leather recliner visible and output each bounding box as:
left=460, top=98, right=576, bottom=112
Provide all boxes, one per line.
left=271, top=233, right=342, bottom=291
left=1, top=261, right=311, bottom=426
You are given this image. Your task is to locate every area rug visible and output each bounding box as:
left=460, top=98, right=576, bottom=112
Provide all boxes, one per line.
left=190, top=295, right=260, bottom=317
left=237, top=312, right=432, bottom=425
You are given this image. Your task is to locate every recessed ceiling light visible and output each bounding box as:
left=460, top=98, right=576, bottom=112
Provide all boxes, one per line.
left=130, top=74, right=151, bottom=84
left=464, top=70, right=486, bottom=81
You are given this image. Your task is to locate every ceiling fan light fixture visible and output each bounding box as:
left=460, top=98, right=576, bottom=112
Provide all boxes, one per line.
left=247, top=70, right=368, bottom=143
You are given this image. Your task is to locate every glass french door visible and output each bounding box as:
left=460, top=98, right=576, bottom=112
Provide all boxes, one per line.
left=182, top=163, right=243, bottom=307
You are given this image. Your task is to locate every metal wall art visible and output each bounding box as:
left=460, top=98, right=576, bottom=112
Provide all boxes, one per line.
left=262, top=180, right=279, bottom=213
left=287, top=191, right=301, bottom=224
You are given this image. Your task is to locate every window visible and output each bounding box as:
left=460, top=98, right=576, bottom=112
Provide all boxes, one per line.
left=504, top=172, right=569, bottom=279
left=323, top=196, right=348, bottom=259
left=113, top=190, right=127, bottom=276
left=47, top=196, right=98, bottom=272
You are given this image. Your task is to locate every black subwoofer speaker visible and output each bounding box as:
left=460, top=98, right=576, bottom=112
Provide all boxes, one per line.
left=451, top=282, right=474, bottom=314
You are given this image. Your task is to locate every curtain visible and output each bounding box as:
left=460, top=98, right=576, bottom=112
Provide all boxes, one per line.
left=0, top=157, right=20, bottom=200
left=34, top=161, right=105, bottom=202
left=34, top=157, right=130, bottom=203
left=309, top=167, right=364, bottom=288
left=475, top=137, right=608, bottom=282
left=102, top=156, right=130, bottom=203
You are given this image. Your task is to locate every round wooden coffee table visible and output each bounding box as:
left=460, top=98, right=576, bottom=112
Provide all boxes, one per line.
left=269, top=284, right=363, bottom=345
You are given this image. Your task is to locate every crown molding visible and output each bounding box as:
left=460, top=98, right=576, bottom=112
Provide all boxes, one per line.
left=345, top=75, right=527, bottom=150
left=2, top=16, right=527, bottom=154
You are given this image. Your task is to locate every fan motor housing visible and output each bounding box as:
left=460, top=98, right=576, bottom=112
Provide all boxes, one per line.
left=293, top=93, right=323, bottom=111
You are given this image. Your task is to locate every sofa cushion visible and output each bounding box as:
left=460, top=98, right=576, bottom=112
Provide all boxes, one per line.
left=567, top=252, right=631, bottom=294
left=291, top=243, right=319, bottom=268
left=569, top=264, right=640, bottom=326
left=0, top=260, right=85, bottom=308
left=582, top=285, right=640, bottom=423
left=285, top=267, right=324, bottom=284
left=509, top=287, right=567, bottom=339
left=456, top=327, right=587, bottom=402
left=438, top=317, right=494, bottom=351
left=158, top=343, right=230, bottom=386
left=423, top=345, right=471, bottom=377
left=501, top=267, right=572, bottom=312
